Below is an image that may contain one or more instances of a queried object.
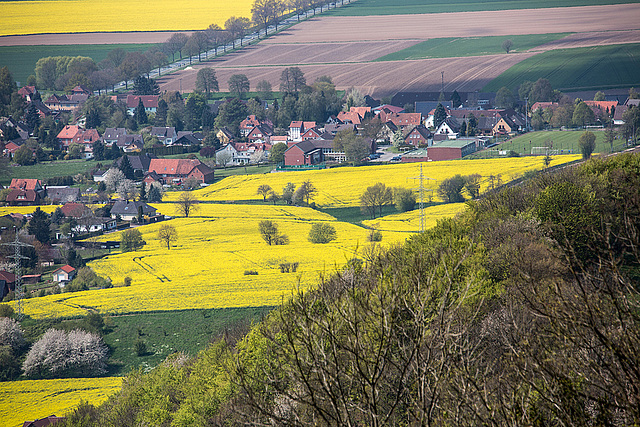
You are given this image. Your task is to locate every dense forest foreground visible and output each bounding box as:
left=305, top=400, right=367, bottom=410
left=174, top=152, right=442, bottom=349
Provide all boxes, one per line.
left=61, top=153, right=640, bottom=426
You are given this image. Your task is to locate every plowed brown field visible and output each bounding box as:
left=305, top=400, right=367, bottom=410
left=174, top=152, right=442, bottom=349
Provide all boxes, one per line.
left=157, top=3, right=639, bottom=97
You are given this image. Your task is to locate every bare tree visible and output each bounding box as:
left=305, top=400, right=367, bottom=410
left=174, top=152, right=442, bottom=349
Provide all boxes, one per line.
left=502, top=39, right=513, bottom=53
left=157, top=224, right=178, bottom=249
left=176, top=192, right=200, bottom=217
left=257, top=184, right=273, bottom=201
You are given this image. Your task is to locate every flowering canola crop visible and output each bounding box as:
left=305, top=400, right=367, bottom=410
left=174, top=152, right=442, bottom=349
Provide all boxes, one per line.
left=0, top=0, right=253, bottom=36
left=175, top=156, right=581, bottom=207
left=22, top=206, right=409, bottom=318
left=363, top=202, right=468, bottom=233
left=0, top=377, right=122, bottom=427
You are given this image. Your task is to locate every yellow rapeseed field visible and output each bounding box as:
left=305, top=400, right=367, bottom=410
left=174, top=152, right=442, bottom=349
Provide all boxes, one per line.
left=0, top=206, right=59, bottom=216
left=0, top=0, right=253, bottom=36
left=0, top=377, right=122, bottom=427
left=362, top=202, right=468, bottom=233
left=22, top=206, right=409, bottom=318
left=177, top=156, right=581, bottom=207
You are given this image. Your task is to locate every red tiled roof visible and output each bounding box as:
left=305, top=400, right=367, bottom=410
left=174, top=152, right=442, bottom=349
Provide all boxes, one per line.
left=290, top=121, right=303, bottom=128
left=0, top=270, right=16, bottom=283
left=337, top=111, right=362, bottom=125
left=56, top=265, right=75, bottom=274
left=57, top=125, right=82, bottom=140
left=60, top=203, right=92, bottom=218
left=6, top=189, right=38, bottom=202
left=584, top=100, right=618, bottom=111
left=149, top=158, right=201, bottom=176
left=126, top=95, right=159, bottom=109
left=73, top=129, right=101, bottom=145
left=10, top=179, right=42, bottom=190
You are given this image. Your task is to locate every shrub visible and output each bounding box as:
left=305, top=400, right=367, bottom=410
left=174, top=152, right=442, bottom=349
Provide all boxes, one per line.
left=121, top=229, right=146, bottom=252
left=259, top=220, right=289, bottom=245
left=22, top=328, right=108, bottom=377
left=394, top=187, right=416, bottom=212
left=279, top=262, right=299, bottom=273
left=244, top=270, right=259, bottom=275
left=135, top=340, right=147, bottom=356
left=124, top=276, right=132, bottom=287
left=367, top=230, right=383, bottom=242
left=0, top=304, right=13, bottom=318
left=308, top=223, right=337, bottom=244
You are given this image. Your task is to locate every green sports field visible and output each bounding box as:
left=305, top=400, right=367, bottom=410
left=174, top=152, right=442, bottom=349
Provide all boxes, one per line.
left=375, top=33, right=569, bottom=61
left=329, top=0, right=640, bottom=16
left=0, top=44, right=153, bottom=86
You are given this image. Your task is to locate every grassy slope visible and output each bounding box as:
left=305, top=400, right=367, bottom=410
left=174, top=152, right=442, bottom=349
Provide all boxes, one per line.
left=328, top=0, right=639, bottom=15
left=0, top=44, right=153, bottom=87
left=375, top=34, right=569, bottom=61
left=483, top=43, right=640, bottom=92
left=1, top=159, right=100, bottom=186
left=104, top=307, right=272, bottom=375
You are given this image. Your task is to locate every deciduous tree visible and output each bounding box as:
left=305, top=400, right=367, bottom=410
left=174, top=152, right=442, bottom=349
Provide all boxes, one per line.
left=195, top=68, right=219, bottom=99
left=437, top=174, right=466, bottom=202
left=308, top=223, right=337, bottom=243
left=176, top=192, right=199, bottom=217
left=259, top=220, right=288, bottom=245
left=257, top=184, right=273, bottom=201
left=578, top=130, right=596, bottom=159
left=360, top=182, right=393, bottom=218
left=228, top=74, right=250, bottom=97
left=157, top=224, right=178, bottom=249
left=120, top=228, right=146, bottom=252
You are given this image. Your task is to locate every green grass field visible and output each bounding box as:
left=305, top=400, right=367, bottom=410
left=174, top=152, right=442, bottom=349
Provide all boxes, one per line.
left=0, top=44, right=153, bottom=87
left=103, top=307, right=272, bottom=375
left=375, top=33, right=569, bottom=61
left=329, top=0, right=638, bottom=16
left=468, top=130, right=626, bottom=159
left=2, top=159, right=99, bottom=186
left=484, top=43, right=640, bottom=92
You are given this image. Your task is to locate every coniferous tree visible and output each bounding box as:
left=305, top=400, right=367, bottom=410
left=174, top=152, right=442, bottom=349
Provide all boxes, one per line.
left=28, top=207, right=50, bottom=244
left=118, top=155, right=134, bottom=180
left=134, top=97, right=148, bottom=126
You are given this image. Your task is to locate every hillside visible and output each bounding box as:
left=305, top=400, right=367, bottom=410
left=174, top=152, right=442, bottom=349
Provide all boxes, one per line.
left=55, top=153, right=640, bottom=425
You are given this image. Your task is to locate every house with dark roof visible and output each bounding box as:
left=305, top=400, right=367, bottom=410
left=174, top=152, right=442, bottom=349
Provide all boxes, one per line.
left=404, top=125, right=432, bottom=147
left=174, top=133, right=201, bottom=146
left=46, top=187, right=80, bottom=204
left=6, top=188, right=42, bottom=206
left=0, top=270, right=16, bottom=300
left=115, top=134, right=143, bottom=152
left=103, top=128, right=127, bottom=145
left=150, top=126, right=177, bottom=145
left=324, top=123, right=357, bottom=136
left=115, top=153, right=155, bottom=176
left=216, top=127, right=235, bottom=145
left=435, top=117, right=462, bottom=140
left=111, top=200, right=157, bottom=221
left=73, top=216, right=117, bottom=234
left=284, top=140, right=324, bottom=166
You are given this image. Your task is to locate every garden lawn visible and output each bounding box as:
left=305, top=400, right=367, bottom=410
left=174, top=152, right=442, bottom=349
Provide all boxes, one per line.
left=22, top=207, right=409, bottom=319
left=0, top=377, right=122, bottom=427
left=484, top=43, right=640, bottom=92
left=327, top=0, right=637, bottom=15
left=2, top=159, right=99, bottom=186
left=363, top=203, right=468, bottom=233
left=0, top=44, right=153, bottom=87
left=375, top=34, right=569, bottom=61
left=175, top=156, right=582, bottom=207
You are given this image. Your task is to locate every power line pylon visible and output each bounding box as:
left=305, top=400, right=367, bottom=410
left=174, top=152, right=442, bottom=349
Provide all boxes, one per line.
left=2, top=233, right=32, bottom=320
left=411, top=164, right=436, bottom=233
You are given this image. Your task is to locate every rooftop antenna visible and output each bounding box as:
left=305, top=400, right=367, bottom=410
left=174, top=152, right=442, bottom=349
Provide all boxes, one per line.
left=411, top=164, right=437, bottom=232
left=2, top=232, right=32, bottom=320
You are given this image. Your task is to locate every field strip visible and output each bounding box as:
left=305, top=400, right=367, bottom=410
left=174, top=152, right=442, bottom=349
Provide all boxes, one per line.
left=265, top=4, right=640, bottom=44
left=529, top=29, right=640, bottom=51
left=0, top=31, right=193, bottom=47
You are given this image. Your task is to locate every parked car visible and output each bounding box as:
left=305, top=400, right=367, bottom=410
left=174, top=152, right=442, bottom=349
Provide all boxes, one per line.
left=390, top=155, right=402, bottom=162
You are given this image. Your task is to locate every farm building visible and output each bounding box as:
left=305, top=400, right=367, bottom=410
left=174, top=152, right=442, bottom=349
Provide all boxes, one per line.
left=284, top=141, right=323, bottom=166
left=427, top=139, right=477, bottom=161
left=52, top=265, right=76, bottom=285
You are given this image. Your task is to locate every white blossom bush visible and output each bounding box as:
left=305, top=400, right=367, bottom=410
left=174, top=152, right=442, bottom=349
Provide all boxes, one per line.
left=22, top=328, right=108, bottom=378
left=0, top=317, right=24, bottom=350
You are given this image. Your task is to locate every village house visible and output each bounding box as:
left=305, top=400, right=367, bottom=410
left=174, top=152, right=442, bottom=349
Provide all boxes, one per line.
left=0, top=270, right=16, bottom=301
left=216, top=127, right=235, bottom=144
left=116, top=134, right=144, bottom=152
left=216, top=143, right=241, bottom=166
left=404, top=125, right=432, bottom=147
left=126, top=95, right=159, bottom=116
left=18, top=86, right=37, bottom=102
left=44, top=93, right=88, bottom=112
left=111, top=200, right=158, bottom=221
left=102, top=128, right=127, bottom=145
left=150, top=127, right=177, bottom=145
left=336, top=111, right=363, bottom=126
left=7, top=179, right=45, bottom=205
left=52, top=265, right=76, bottom=285
left=383, top=112, right=423, bottom=131
left=434, top=117, right=462, bottom=140
left=71, top=128, right=101, bottom=158
left=73, top=216, right=117, bottom=234
left=46, top=187, right=80, bottom=204
left=60, top=202, right=93, bottom=219
left=283, top=140, right=324, bottom=166
left=56, top=125, right=83, bottom=149
left=288, top=121, right=316, bottom=142
left=115, top=154, right=155, bottom=177
left=148, top=158, right=214, bottom=184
